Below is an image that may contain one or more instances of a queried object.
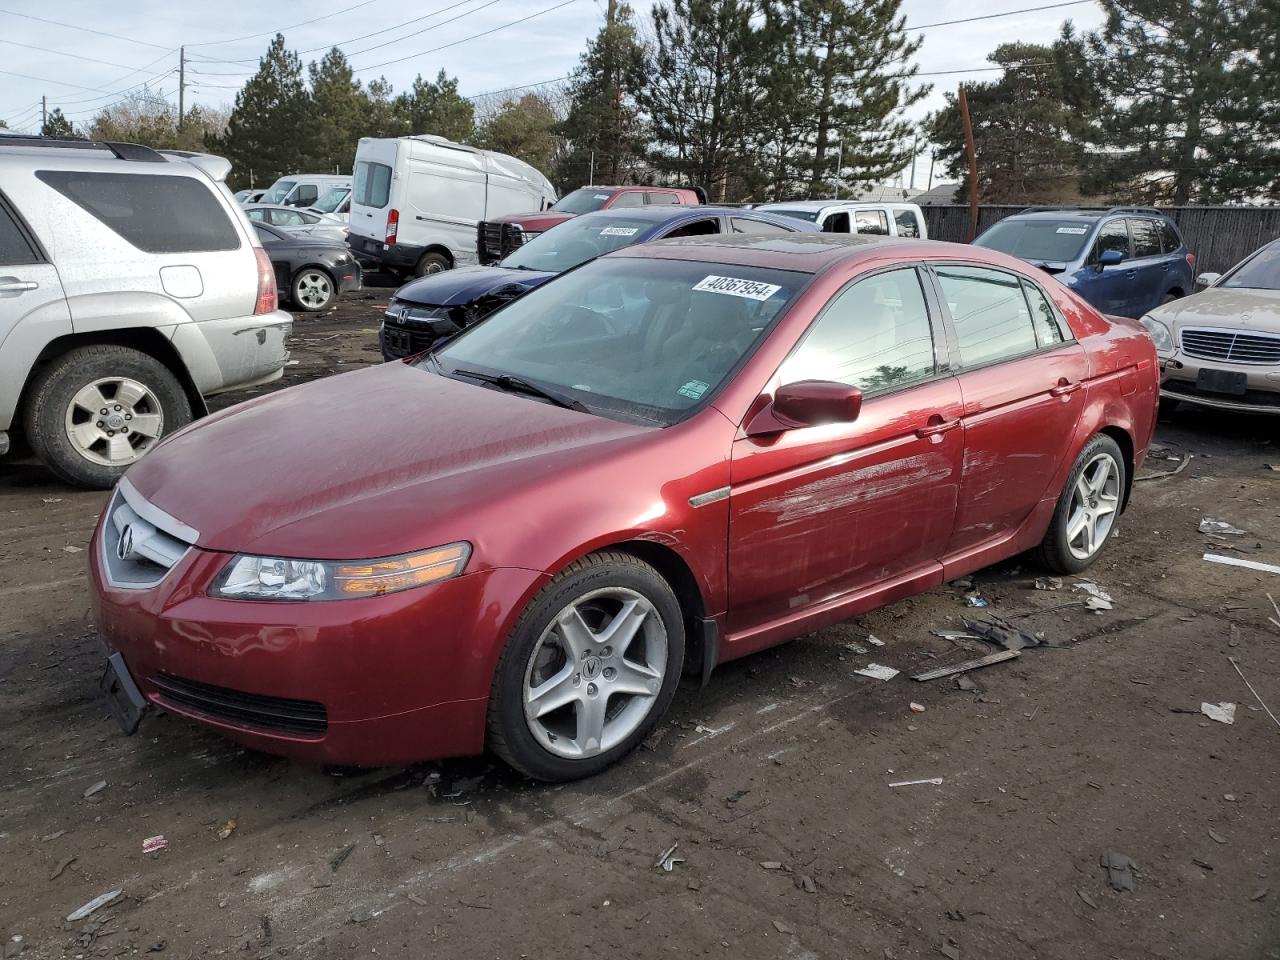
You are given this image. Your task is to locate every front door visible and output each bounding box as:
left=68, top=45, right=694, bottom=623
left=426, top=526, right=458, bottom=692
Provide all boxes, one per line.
left=728, top=266, right=964, bottom=634
left=1084, top=218, right=1135, bottom=315
left=930, top=264, right=1089, bottom=560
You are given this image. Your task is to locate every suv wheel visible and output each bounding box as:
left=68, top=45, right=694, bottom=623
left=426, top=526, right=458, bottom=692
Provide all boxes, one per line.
left=24, top=345, right=192, bottom=489
left=1035, top=434, right=1126, bottom=574
left=487, top=551, right=685, bottom=781
left=292, top=268, right=335, bottom=312
left=414, top=252, right=451, bottom=277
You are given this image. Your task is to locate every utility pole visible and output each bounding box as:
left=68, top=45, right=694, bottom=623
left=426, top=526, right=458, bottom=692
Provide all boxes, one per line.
left=588, top=150, right=595, bottom=186
left=41, top=95, right=47, bottom=130
left=178, top=46, right=186, bottom=129
left=927, top=152, right=935, bottom=191
left=908, top=135, right=918, bottom=192
left=958, top=84, right=979, bottom=242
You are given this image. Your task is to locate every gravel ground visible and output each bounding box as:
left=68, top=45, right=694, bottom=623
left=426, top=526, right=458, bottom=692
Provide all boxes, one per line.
left=2, top=290, right=1279, bottom=960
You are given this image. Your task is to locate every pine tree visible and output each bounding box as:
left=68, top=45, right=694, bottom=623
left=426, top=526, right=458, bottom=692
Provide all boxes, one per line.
left=362, top=78, right=403, bottom=139
left=41, top=108, right=78, bottom=138
left=782, top=0, right=928, bottom=196
left=635, top=0, right=771, bottom=200
left=557, top=0, right=646, bottom=188
left=307, top=48, right=365, bottom=173
left=476, top=94, right=558, bottom=175
left=212, top=35, right=310, bottom=189
left=927, top=39, right=1095, bottom=204
left=1082, top=0, right=1279, bottom=203
left=395, top=71, right=475, bottom=142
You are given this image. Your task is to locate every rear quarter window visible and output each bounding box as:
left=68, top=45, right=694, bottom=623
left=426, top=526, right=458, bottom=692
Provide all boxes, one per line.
left=36, top=171, right=240, bottom=254
left=1157, top=220, right=1181, bottom=253
left=0, top=200, right=40, bottom=265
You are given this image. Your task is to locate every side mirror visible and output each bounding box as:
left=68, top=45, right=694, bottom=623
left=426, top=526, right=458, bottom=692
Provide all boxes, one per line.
left=1195, top=272, right=1221, bottom=288
left=747, top=380, right=863, bottom=436
left=1098, top=249, right=1126, bottom=268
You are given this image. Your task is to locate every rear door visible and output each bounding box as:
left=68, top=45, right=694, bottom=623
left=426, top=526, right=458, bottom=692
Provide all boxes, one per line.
left=0, top=193, right=69, bottom=428
left=1126, top=217, right=1166, bottom=316
left=349, top=142, right=398, bottom=254
left=932, top=264, right=1089, bottom=562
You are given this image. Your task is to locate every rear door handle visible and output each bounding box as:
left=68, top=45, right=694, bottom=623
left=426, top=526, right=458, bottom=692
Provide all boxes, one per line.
left=1050, top=380, right=1082, bottom=397
left=916, top=416, right=961, bottom=441
left=0, top=278, right=38, bottom=293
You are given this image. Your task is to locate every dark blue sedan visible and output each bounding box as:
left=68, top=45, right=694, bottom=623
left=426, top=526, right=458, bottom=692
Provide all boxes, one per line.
left=379, top=206, right=819, bottom=360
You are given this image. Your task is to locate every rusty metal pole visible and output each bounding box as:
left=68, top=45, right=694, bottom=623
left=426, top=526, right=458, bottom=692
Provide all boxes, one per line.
left=958, top=84, right=979, bottom=242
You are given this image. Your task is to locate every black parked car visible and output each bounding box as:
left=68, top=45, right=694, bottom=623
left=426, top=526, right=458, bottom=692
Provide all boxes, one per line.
left=252, top=222, right=362, bottom=313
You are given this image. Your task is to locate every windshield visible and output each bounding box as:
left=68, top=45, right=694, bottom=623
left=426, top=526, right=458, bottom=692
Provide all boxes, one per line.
left=551, top=189, right=613, bottom=215
left=500, top=215, right=654, bottom=273
left=766, top=209, right=821, bottom=223
left=263, top=180, right=296, bottom=205
left=312, top=187, right=350, bottom=213
left=974, top=218, right=1093, bottom=262
left=1221, top=243, right=1280, bottom=290
left=430, top=257, right=806, bottom=424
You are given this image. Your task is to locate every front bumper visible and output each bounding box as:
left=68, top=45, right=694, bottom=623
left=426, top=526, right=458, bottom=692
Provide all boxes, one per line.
left=1159, top=354, right=1280, bottom=416
left=89, top=518, right=548, bottom=766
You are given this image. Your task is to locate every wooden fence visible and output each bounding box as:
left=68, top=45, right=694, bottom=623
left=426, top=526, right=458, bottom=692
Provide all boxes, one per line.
left=921, top=205, right=1280, bottom=274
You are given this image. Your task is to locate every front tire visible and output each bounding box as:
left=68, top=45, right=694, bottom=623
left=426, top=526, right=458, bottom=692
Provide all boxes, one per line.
left=23, top=345, right=192, bottom=489
left=487, top=551, right=685, bottom=781
left=414, top=251, right=451, bottom=277
left=292, top=268, right=336, bottom=312
left=1036, top=434, right=1126, bottom=574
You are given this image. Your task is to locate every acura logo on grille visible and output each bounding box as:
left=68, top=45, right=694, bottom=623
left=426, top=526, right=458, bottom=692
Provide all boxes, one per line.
left=116, top=524, right=136, bottom=561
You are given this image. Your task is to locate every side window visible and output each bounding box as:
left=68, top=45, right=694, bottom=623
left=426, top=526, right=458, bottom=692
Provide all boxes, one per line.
left=1129, top=218, right=1161, bottom=258
left=936, top=265, right=1039, bottom=367
left=894, top=209, right=921, bottom=238
left=645, top=192, right=681, bottom=205
left=36, top=171, right=240, bottom=254
left=822, top=211, right=850, bottom=233
left=1157, top=220, right=1181, bottom=253
left=299, top=212, right=320, bottom=224
left=663, top=218, right=719, bottom=238
left=246, top=208, right=266, bottom=222
left=292, top=184, right=318, bottom=207
left=1092, top=220, right=1130, bottom=262
left=731, top=217, right=792, bottom=235
left=1022, top=280, right=1069, bottom=346
left=854, top=210, right=890, bottom=235
left=778, top=268, right=936, bottom=394
left=610, top=192, right=645, bottom=208
left=0, top=201, right=39, bottom=265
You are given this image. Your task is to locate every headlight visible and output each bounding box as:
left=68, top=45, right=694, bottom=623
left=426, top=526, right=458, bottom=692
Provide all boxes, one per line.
left=211, top=543, right=471, bottom=601
left=1139, top=314, right=1174, bottom=352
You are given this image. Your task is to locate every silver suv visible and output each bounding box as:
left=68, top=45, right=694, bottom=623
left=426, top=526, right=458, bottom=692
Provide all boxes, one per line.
left=0, top=137, right=291, bottom=488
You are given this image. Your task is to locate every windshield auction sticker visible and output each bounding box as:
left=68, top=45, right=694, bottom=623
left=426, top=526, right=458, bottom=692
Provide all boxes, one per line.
left=693, top=275, right=782, bottom=301
left=600, top=226, right=640, bottom=237
left=1056, top=226, right=1089, bottom=235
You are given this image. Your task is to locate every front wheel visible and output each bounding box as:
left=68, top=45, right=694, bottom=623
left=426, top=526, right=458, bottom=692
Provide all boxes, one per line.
left=1036, top=434, right=1126, bottom=574
left=292, top=268, right=335, bottom=312
left=487, top=552, right=685, bottom=781
left=414, top=251, right=451, bottom=277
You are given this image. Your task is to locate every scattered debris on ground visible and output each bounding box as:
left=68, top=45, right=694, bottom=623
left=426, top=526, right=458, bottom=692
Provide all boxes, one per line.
left=1100, top=852, right=1137, bottom=891
left=889, top=777, right=944, bottom=788
left=654, top=843, right=683, bottom=872
left=66, top=889, right=123, bottom=922
left=854, top=663, right=900, bottom=681
left=1204, top=554, right=1280, bottom=575
left=1228, top=656, right=1280, bottom=729
left=1200, top=518, right=1247, bottom=536
left=913, top=650, right=1021, bottom=682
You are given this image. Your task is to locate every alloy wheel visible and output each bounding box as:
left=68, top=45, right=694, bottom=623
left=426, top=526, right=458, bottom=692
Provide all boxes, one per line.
left=522, top=587, right=668, bottom=760
left=63, top=377, right=164, bottom=467
left=296, top=270, right=333, bottom=309
left=1065, top=452, right=1121, bottom=560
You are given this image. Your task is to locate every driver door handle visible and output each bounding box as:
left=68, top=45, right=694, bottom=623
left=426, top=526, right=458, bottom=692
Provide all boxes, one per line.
left=916, top=415, right=961, bottom=441
left=0, top=278, right=38, bottom=293
left=1049, top=380, right=1082, bottom=398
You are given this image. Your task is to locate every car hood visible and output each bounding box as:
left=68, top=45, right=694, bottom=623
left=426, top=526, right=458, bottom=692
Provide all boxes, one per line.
left=1153, top=287, right=1280, bottom=332
left=486, top=211, right=575, bottom=231
left=394, top=266, right=556, bottom=307
left=125, top=363, right=652, bottom=558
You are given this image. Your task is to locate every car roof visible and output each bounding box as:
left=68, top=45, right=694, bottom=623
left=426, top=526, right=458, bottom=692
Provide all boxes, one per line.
left=569, top=206, right=811, bottom=228
left=611, top=233, right=1038, bottom=275
left=756, top=199, right=919, bottom=212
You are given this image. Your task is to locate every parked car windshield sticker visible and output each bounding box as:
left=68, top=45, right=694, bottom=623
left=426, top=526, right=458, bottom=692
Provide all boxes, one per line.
left=594, top=194, right=610, bottom=200
left=600, top=226, right=641, bottom=237
left=693, top=275, right=782, bottom=301
left=1056, top=226, right=1089, bottom=235
left=678, top=379, right=711, bottom=399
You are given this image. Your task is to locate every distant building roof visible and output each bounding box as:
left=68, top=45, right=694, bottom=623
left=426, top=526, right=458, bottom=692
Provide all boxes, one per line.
left=914, top=183, right=963, bottom=205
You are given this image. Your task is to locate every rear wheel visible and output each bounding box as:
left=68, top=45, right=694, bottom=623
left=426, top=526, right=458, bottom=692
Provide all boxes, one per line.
left=414, top=251, right=451, bottom=277
left=291, top=268, right=335, bottom=312
left=23, top=345, right=192, bottom=488
left=1036, top=434, right=1126, bottom=574
left=487, top=551, right=685, bottom=781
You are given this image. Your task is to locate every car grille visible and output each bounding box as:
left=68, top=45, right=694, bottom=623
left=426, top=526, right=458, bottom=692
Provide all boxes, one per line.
left=1180, top=327, right=1280, bottom=365
left=100, top=481, right=196, bottom=589
left=153, top=673, right=328, bottom=737
left=381, top=319, right=441, bottom=359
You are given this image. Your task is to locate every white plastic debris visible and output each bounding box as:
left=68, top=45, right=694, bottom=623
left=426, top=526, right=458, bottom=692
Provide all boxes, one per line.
left=867, top=635, right=885, bottom=647
left=889, top=777, right=944, bottom=787
left=1072, top=581, right=1113, bottom=604
left=1199, top=518, right=1246, bottom=536
left=909, top=703, right=926, bottom=713
left=654, top=843, right=683, bottom=872
left=1201, top=702, right=1236, bottom=725
left=1205, top=554, right=1280, bottom=575
left=854, top=664, right=900, bottom=681
left=66, top=889, right=123, bottom=922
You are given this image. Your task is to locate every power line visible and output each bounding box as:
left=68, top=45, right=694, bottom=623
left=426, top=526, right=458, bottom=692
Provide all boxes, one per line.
left=353, top=0, right=579, bottom=73
left=908, top=0, right=1094, bottom=31
left=186, top=0, right=381, bottom=48
left=0, top=7, right=173, bottom=50
left=464, top=75, right=574, bottom=101
left=344, top=0, right=504, bottom=59
left=0, top=38, right=150, bottom=72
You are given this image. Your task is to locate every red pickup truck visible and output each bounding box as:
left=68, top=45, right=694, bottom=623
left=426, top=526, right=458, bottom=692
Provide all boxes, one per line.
left=477, top=184, right=704, bottom=263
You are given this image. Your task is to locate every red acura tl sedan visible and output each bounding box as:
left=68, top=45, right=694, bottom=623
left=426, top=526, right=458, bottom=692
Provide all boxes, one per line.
left=90, top=234, right=1158, bottom=781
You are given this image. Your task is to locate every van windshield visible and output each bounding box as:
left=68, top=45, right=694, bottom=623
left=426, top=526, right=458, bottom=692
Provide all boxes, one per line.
left=501, top=215, right=653, bottom=273
left=551, top=189, right=613, bottom=215
left=263, top=180, right=296, bottom=205
left=974, top=219, right=1093, bottom=263
left=312, top=187, right=350, bottom=213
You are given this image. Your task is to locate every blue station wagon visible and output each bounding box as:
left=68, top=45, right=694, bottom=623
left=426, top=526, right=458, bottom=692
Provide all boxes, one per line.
left=973, top=207, right=1196, bottom=319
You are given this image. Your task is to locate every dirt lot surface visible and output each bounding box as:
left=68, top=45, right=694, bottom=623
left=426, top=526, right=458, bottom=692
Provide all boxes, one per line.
left=3, top=290, right=1279, bottom=960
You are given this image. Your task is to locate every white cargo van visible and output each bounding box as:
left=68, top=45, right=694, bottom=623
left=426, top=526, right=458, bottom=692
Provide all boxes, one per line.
left=754, top=200, right=928, bottom=239
left=260, top=174, right=350, bottom=209
left=347, top=135, right=557, bottom=277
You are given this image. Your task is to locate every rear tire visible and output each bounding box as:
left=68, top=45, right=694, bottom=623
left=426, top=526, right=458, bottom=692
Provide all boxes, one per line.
left=487, top=551, right=685, bottom=781
left=291, top=268, right=336, bottom=312
left=23, top=345, right=192, bottom=489
left=1035, top=434, right=1126, bottom=575
left=414, top=251, right=451, bottom=277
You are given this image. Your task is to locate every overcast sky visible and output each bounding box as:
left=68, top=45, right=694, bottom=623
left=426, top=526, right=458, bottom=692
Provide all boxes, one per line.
left=0, top=0, right=1105, bottom=188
